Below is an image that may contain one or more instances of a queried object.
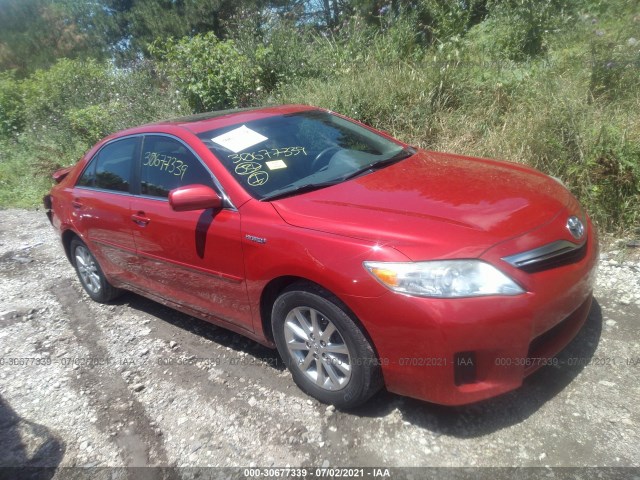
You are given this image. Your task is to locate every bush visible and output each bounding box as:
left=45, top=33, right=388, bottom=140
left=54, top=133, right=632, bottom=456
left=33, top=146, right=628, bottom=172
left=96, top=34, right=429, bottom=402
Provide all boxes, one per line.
left=0, top=58, right=188, bottom=208
left=21, top=58, right=112, bottom=127
left=584, top=124, right=640, bottom=230
left=0, top=134, right=85, bottom=208
left=413, top=0, right=489, bottom=43
left=274, top=7, right=640, bottom=233
left=0, top=0, right=638, bottom=235
left=0, top=71, right=25, bottom=136
left=234, top=20, right=321, bottom=91
left=589, top=37, right=640, bottom=101
left=152, top=32, right=266, bottom=112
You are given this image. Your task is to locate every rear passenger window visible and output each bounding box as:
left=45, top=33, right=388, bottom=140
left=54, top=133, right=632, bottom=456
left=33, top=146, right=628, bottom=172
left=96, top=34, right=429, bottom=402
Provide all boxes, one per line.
left=77, top=137, right=138, bottom=192
left=140, top=136, right=215, bottom=198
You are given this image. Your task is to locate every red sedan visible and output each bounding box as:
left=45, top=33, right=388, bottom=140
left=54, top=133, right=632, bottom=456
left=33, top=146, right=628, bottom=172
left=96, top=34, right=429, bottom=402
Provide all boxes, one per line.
left=44, top=105, right=598, bottom=408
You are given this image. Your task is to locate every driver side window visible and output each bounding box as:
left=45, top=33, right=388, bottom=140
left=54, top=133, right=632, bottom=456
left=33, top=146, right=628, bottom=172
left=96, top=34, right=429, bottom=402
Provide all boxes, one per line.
left=140, top=136, right=215, bottom=198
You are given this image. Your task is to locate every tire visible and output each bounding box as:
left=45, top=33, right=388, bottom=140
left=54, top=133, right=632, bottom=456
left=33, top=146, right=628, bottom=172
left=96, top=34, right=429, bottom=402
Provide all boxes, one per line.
left=70, top=237, right=121, bottom=303
left=272, top=283, right=383, bottom=408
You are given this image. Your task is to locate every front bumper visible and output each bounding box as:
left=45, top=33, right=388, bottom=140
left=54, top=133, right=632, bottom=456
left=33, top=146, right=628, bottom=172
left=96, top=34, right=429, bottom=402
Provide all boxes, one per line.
left=345, top=217, right=598, bottom=406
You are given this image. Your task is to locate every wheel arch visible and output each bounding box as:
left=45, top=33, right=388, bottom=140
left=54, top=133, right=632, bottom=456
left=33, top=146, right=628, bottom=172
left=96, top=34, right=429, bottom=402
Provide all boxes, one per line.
left=259, top=276, right=380, bottom=361
left=61, top=228, right=81, bottom=265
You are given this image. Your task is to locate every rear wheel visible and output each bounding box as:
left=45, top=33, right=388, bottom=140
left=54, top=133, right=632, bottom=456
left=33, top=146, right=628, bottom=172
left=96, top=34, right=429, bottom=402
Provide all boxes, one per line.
left=70, top=237, right=121, bottom=303
left=272, top=283, right=382, bottom=408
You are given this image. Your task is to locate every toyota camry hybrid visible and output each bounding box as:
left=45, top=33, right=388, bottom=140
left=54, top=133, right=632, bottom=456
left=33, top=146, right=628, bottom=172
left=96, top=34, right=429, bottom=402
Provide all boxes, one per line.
left=44, top=105, right=598, bottom=408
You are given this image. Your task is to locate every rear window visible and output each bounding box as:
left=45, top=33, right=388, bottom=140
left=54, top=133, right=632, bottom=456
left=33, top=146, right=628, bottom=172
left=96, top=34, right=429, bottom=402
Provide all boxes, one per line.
left=77, top=137, right=138, bottom=192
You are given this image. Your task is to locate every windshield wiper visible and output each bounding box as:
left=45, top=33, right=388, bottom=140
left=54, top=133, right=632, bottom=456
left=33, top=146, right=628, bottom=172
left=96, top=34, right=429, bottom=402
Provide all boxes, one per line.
left=337, top=148, right=415, bottom=183
left=261, top=181, right=341, bottom=202
left=260, top=147, right=416, bottom=202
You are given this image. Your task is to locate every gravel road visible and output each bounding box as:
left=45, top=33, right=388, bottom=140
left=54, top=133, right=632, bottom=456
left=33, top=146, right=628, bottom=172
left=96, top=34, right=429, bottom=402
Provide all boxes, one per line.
left=1, top=208, right=639, bottom=473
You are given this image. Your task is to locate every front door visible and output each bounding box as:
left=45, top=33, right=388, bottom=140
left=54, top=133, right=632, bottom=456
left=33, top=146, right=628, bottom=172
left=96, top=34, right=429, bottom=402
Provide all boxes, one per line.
left=130, top=135, right=252, bottom=331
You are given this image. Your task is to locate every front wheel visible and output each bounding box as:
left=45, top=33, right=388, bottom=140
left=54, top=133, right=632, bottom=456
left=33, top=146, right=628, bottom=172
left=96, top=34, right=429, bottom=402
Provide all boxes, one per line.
left=70, top=237, right=121, bottom=303
left=272, top=284, right=382, bottom=408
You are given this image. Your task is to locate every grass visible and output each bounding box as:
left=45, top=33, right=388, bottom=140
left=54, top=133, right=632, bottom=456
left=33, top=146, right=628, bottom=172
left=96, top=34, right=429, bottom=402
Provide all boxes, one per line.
left=273, top=11, right=640, bottom=233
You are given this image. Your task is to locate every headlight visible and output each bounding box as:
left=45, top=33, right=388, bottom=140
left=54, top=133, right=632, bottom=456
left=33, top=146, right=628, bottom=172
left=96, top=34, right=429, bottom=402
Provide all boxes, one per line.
left=363, top=260, right=525, bottom=298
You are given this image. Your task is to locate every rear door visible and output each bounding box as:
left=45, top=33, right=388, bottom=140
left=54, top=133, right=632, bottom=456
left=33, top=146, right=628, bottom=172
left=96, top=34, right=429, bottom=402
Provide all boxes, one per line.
left=130, top=134, right=252, bottom=331
left=71, top=136, right=141, bottom=284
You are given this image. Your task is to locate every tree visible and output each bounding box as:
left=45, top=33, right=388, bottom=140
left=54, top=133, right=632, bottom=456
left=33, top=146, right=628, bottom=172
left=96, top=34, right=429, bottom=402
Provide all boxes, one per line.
left=0, top=0, right=102, bottom=75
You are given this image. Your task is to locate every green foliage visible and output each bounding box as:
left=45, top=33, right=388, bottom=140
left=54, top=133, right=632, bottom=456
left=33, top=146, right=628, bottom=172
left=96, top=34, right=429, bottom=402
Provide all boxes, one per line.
left=16, top=58, right=187, bottom=144
left=376, top=12, right=425, bottom=62
left=0, top=0, right=103, bottom=76
left=463, top=0, right=572, bottom=61
left=67, top=105, right=111, bottom=145
left=586, top=125, right=640, bottom=229
left=0, top=58, right=188, bottom=208
left=257, top=24, right=316, bottom=88
left=0, top=0, right=638, bottom=234
left=0, top=71, right=24, bottom=135
left=21, top=58, right=111, bottom=128
left=464, top=16, right=534, bottom=61
left=413, top=0, right=489, bottom=43
left=275, top=3, right=640, bottom=232
left=589, top=36, right=640, bottom=101
left=152, top=33, right=266, bottom=112
left=122, top=0, right=250, bottom=58
left=232, top=16, right=424, bottom=89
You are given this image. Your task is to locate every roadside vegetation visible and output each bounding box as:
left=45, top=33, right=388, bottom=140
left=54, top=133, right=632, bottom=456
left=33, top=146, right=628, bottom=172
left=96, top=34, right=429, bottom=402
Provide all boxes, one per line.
left=0, top=0, right=638, bottom=232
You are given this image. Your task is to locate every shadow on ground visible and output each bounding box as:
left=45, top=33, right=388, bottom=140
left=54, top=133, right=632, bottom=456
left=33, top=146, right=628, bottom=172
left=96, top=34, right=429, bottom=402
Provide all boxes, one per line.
left=0, top=395, right=65, bottom=479
left=113, top=289, right=602, bottom=437
left=112, top=292, right=286, bottom=370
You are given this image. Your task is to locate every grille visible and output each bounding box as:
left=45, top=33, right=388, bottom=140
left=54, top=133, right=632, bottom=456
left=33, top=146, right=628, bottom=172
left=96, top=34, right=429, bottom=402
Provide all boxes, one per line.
left=502, top=240, right=587, bottom=274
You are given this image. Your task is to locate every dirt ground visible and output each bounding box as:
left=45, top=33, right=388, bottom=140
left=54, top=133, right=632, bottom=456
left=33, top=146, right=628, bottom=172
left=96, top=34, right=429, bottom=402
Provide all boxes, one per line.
left=0, top=208, right=639, bottom=475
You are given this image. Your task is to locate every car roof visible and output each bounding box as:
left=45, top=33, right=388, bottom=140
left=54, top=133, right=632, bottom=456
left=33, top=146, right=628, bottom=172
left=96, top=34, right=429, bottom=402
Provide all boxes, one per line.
left=149, top=104, right=320, bottom=135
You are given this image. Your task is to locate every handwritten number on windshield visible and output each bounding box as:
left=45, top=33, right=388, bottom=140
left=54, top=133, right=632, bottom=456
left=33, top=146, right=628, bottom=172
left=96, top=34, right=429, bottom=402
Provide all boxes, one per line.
left=228, top=147, right=307, bottom=164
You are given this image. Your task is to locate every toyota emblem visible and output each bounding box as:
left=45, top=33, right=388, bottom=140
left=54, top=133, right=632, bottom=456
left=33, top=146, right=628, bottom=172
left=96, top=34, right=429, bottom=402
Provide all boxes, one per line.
left=566, top=216, right=585, bottom=240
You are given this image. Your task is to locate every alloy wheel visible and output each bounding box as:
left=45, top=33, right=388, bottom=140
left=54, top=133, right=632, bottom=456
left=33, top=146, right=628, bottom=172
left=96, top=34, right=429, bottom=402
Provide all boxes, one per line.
left=75, top=245, right=101, bottom=294
left=284, top=306, right=352, bottom=391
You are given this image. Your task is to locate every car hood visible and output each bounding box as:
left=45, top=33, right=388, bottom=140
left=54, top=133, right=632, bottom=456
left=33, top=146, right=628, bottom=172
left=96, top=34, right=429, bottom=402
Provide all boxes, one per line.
left=271, top=150, right=575, bottom=260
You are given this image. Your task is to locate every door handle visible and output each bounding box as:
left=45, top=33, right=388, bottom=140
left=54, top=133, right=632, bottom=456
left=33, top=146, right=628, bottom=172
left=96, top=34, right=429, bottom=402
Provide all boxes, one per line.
left=71, top=199, right=83, bottom=209
left=131, top=212, right=150, bottom=227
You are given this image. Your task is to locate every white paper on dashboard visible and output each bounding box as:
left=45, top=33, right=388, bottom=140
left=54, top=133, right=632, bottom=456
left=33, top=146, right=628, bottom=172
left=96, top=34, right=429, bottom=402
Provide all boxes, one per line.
left=211, top=125, right=268, bottom=153
left=266, top=160, right=287, bottom=170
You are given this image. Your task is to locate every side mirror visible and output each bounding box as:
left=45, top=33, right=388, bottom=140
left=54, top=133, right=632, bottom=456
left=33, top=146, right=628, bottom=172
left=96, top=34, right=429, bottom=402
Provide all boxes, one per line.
left=169, top=184, right=223, bottom=212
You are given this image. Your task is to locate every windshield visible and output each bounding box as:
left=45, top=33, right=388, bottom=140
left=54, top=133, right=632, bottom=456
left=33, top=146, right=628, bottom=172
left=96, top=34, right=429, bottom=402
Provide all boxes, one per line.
left=197, top=110, right=413, bottom=200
